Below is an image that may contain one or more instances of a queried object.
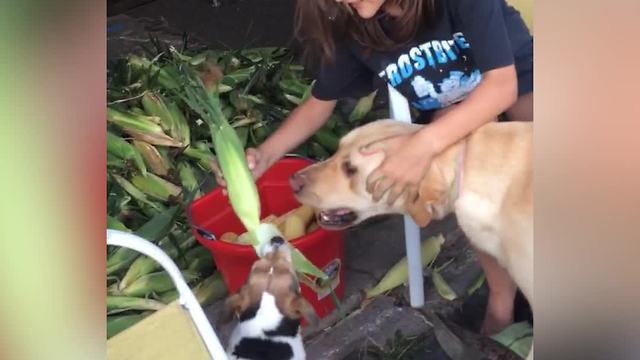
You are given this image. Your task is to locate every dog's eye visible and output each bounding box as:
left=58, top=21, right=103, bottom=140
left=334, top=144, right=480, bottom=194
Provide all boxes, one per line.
left=341, top=161, right=357, bottom=177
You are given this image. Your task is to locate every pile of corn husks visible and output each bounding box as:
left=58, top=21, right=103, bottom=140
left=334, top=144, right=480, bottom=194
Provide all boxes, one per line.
left=106, top=44, right=384, bottom=338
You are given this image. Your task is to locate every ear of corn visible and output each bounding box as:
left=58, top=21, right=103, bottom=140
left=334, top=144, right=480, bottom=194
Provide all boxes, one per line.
left=107, top=313, right=148, bottom=338
left=193, top=272, right=227, bottom=307
left=211, top=121, right=261, bottom=233
left=130, top=173, right=182, bottom=201
left=185, top=246, right=215, bottom=275
left=130, top=107, right=147, bottom=116
left=127, top=55, right=179, bottom=90
left=107, top=107, right=163, bottom=134
left=133, top=140, right=170, bottom=176
left=107, top=153, right=125, bottom=168
left=107, top=246, right=141, bottom=276
left=365, top=234, right=445, bottom=298
left=107, top=215, right=130, bottom=232
left=177, top=162, right=200, bottom=195
left=125, top=129, right=183, bottom=147
left=348, top=90, right=378, bottom=123
left=141, top=92, right=175, bottom=133
left=106, top=205, right=181, bottom=275
left=166, top=101, right=191, bottom=146
left=107, top=296, right=166, bottom=311
left=312, top=127, right=340, bottom=153
left=110, top=173, right=163, bottom=211
left=107, top=131, right=147, bottom=175
left=121, top=270, right=200, bottom=297
left=157, top=289, right=179, bottom=304
left=108, top=107, right=183, bottom=147
left=118, top=235, right=196, bottom=291
left=182, top=146, right=215, bottom=171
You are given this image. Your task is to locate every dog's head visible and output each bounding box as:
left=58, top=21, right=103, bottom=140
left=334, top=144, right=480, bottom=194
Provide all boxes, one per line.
left=220, top=236, right=318, bottom=328
left=291, top=120, right=445, bottom=229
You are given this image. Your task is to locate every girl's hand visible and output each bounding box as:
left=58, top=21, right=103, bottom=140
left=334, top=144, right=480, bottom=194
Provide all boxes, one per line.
left=211, top=147, right=273, bottom=191
left=360, top=133, right=435, bottom=205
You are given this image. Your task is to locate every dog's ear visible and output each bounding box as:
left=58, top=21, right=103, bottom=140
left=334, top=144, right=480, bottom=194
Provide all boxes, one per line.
left=283, top=295, right=319, bottom=327
left=406, top=200, right=432, bottom=227
left=406, top=171, right=447, bottom=227
left=219, top=291, right=250, bottom=324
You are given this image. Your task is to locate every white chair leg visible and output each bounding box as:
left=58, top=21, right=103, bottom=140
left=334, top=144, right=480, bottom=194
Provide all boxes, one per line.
left=107, top=230, right=229, bottom=360
left=387, top=85, right=425, bottom=308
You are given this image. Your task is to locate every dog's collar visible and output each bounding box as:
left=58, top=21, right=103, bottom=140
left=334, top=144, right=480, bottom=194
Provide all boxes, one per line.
left=449, top=140, right=467, bottom=202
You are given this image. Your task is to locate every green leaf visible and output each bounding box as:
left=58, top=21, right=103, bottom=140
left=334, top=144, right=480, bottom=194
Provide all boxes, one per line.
left=348, top=90, right=378, bottom=123
left=292, top=248, right=328, bottom=280
left=491, top=321, right=533, bottom=347
left=134, top=205, right=182, bottom=242
left=466, top=273, right=485, bottom=296
left=432, top=269, right=457, bottom=301
left=107, top=215, right=130, bottom=232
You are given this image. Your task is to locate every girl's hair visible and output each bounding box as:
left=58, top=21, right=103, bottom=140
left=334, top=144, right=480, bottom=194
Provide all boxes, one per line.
left=294, top=0, right=437, bottom=66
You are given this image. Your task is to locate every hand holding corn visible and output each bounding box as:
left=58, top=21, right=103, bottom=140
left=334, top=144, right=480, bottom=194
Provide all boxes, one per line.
left=210, top=147, right=269, bottom=189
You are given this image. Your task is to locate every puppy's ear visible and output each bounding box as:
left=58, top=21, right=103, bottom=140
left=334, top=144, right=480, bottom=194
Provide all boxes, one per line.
left=283, top=295, right=319, bottom=328
left=219, top=291, right=249, bottom=324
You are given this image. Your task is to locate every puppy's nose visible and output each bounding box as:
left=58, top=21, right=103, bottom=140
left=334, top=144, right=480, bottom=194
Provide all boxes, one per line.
left=270, top=236, right=285, bottom=246
left=289, top=172, right=307, bottom=194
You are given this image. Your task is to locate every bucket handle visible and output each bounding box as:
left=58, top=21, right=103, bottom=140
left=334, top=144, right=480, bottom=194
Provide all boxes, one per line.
left=186, top=206, right=217, bottom=241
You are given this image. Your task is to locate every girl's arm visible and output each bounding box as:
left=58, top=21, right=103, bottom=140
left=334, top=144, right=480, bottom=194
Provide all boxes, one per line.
left=258, top=95, right=337, bottom=167
left=363, top=64, right=518, bottom=201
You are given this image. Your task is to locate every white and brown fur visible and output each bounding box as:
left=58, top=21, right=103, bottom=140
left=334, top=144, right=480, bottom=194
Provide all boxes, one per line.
left=290, top=120, right=533, bottom=360
left=221, top=238, right=318, bottom=360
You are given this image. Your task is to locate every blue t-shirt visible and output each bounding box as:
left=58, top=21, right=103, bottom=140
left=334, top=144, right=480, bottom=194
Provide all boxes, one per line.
left=311, top=0, right=533, bottom=112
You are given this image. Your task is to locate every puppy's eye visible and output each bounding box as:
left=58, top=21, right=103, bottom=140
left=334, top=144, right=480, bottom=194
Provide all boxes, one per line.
left=341, top=161, right=357, bottom=177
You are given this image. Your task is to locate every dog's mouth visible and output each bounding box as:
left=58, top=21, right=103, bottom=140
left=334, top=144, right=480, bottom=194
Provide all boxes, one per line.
left=317, top=208, right=358, bottom=229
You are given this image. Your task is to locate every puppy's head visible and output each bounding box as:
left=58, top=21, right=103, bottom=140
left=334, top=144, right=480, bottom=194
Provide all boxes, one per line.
left=220, top=236, right=318, bottom=327
left=291, top=120, right=438, bottom=229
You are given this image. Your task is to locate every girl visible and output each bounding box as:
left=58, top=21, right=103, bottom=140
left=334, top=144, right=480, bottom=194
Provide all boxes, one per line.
left=215, top=0, right=533, bottom=335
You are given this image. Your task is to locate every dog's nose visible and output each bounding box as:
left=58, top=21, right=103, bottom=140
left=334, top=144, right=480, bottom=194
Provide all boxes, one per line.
left=270, top=236, right=285, bottom=246
left=289, top=172, right=306, bottom=193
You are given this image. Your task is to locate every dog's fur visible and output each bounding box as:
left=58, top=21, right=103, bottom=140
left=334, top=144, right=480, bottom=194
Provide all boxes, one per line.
left=291, top=120, right=533, bottom=359
left=222, top=240, right=318, bottom=360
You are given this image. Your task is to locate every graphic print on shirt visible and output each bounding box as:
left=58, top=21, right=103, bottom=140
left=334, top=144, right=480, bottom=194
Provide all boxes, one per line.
left=377, top=32, right=482, bottom=111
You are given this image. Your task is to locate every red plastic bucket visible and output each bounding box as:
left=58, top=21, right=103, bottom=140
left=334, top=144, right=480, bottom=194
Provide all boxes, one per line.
left=188, top=157, right=345, bottom=319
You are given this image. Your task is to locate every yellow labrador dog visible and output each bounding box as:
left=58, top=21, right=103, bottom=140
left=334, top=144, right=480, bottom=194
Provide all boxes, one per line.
left=290, top=119, right=533, bottom=360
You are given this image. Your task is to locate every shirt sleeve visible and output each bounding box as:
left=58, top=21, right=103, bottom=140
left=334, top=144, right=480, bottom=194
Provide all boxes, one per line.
left=311, top=41, right=375, bottom=100
left=452, top=0, right=515, bottom=73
